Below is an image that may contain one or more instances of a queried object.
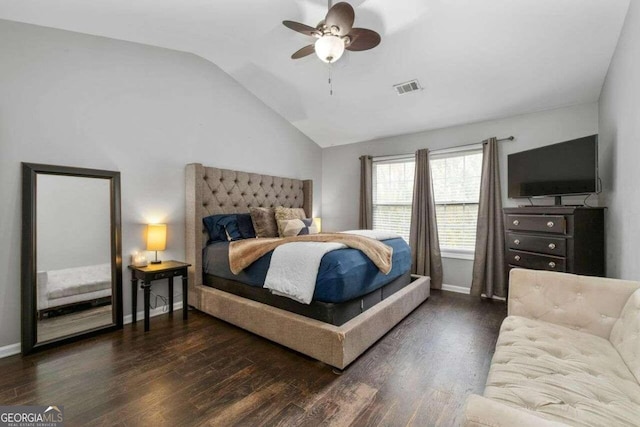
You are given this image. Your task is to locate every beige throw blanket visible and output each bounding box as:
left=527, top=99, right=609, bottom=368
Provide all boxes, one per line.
left=229, top=233, right=393, bottom=275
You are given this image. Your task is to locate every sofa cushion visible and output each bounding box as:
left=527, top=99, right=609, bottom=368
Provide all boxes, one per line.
left=46, top=263, right=112, bottom=300
left=484, top=316, right=640, bottom=426
left=508, top=269, right=640, bottom=340
left=610, top=288, right=640, bottom=383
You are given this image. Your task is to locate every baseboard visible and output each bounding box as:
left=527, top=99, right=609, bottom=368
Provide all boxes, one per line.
left=0, top=302, right=184, bottom=359
left=441, top=283, right=506, bottom=301
left=123, top=301, right=184, bottom=325
left=441, top=283, right=471, bottom=294
left=0, top=342, right=21, bottom=359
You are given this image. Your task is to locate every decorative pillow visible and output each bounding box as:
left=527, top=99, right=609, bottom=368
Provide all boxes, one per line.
left=221, top=217, right=242, bottom=241
left=203, top=214, right=232, bottom=243
left=275, top=206, right=306, bottom=237
left=278, top=218, right=319, bottom=237
left=202, top=214, right=242, bottom=243
left=249, top=207, right=278, bottom=238
left=236, top=213, right=256, bottom=239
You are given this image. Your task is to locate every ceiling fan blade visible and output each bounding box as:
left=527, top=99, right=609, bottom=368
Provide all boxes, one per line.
left=283, top=20, right=319, bottom=36
left=346, top=28, right=381, bottom=51
left=325, top=2, right=355, bottom=36
left=291, top=45, right=315, bottom=59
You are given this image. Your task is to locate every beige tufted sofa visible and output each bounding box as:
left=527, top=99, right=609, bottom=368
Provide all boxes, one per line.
left=463, top=269, right=640, bottom=426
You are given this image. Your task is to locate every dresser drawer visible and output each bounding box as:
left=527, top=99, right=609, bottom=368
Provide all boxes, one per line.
left=506, top=214, right=566, bottom=234
left=506, top=233, right=567, bottom=256
left=507, top=250, right=566, bottom=272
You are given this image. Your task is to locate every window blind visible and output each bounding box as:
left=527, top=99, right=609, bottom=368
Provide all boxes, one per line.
left=372, top=158, right=415, bottom=242
left=430, top=149, right=483, bottom=251
left=371, top=148, right=483, bottom=251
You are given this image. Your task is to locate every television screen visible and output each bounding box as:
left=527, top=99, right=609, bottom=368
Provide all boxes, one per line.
left=508, top=135, right=598, bottom=198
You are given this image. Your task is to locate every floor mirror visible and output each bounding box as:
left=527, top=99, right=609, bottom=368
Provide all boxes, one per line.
left=21, top=163, right=123, bottom=354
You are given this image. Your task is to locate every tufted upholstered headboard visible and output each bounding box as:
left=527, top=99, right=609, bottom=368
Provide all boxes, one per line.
left=185, top=163, right=313, bottom=304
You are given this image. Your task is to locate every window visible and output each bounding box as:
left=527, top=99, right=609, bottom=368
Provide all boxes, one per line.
left=372, top=158, right=415, bottom=242
left=371, top=148, right=483, bottom=258
left=431, top=147, right=483, bottom=256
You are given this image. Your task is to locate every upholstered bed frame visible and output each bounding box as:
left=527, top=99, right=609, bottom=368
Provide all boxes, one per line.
left=185, top=163, right=430, bottom=369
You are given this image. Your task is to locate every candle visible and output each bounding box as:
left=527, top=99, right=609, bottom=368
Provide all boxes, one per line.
left=132, top=252, right=148, bottom=267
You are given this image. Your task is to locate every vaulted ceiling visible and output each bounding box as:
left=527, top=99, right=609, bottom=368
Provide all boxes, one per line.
left=0, top=0, right=630, bottom=147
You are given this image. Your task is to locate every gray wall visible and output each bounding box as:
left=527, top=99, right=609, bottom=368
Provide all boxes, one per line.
left=599, top=0, right=640, bottom=281
left=322, top=103, right=600, bottom=289
left=36, top=175, right=111, bottom=272
left=0, top=20, right=322, bottom=348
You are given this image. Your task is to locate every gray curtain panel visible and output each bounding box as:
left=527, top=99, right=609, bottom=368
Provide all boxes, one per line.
left=359, top=155, right=373, bottom=229
left=409, top=149, right=443, bottom=289
left=471, top=138, right=507, bottom=298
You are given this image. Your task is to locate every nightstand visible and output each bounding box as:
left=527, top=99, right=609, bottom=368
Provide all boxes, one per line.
left=128, top=260, right=191, bottom=332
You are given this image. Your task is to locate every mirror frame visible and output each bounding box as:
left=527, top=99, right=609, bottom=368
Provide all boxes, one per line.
left=21, top=163, right=123, bottom=355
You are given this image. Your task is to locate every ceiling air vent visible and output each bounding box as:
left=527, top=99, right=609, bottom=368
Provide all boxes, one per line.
left=393, top=79, right=422, bottom=95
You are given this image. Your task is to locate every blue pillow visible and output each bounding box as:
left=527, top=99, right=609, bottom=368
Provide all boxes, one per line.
left=236, top=214, right=256, bottom=239
left=203, top=214, right=242, bottom=243
left=203, top=214, right=228, bottom=243
left=221, top=216, right=243, bottom=241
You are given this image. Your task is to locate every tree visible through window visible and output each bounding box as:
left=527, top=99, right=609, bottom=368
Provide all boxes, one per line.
left=371, top=148, right=483, bottom=255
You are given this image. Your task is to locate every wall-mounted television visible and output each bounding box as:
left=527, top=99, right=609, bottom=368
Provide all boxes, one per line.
left=508, top=135, right=599, bottom=202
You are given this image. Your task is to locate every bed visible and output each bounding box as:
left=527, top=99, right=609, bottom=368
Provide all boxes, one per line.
left=185, top=163, right=430, bottom=369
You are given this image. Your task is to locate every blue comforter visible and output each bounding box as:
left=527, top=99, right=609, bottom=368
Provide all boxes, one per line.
left=203, top=238, right=411, bottom=304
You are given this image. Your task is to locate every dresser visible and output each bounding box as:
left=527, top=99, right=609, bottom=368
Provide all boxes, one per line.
left=504, top=206, right=605, bottom=277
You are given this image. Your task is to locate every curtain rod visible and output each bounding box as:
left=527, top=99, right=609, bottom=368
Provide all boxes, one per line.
left=429, top=135, right=514, bottom=155
left=371, top=136, right=515, bottom=162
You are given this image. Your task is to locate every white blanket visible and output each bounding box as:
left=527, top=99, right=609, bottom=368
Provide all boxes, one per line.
left=340, top=229, right=402, bottom=241
left=263, top=229, right=402, bottom=305
left=264, top=242, right=346, bottom=304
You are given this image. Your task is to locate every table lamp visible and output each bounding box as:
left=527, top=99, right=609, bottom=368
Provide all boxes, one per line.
left=146, top=224, right=167, bottom=264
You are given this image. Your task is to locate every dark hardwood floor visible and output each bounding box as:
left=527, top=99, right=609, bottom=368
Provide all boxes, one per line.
left=0, top=290, right=506, bottom=426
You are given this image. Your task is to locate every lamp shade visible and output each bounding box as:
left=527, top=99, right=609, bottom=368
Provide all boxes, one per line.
left=315, top=35, right=345, bottom=63
left=146, top=224, right=167, bottom=251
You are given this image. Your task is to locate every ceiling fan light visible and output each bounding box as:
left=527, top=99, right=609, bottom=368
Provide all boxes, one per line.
left=314, top=35, right=345, bottom=63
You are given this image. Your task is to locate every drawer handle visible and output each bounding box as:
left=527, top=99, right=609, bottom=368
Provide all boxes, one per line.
left=514, top=239, right=520, bottom=245
left=513, top=220, right=520, bottom=226
left=549, top=262, right=556, bottom=269
left=548, top=243, right=556, bottom=250
left=547, top=221, right=555, bottom=228
left=514, top=255, right=521, bottom=261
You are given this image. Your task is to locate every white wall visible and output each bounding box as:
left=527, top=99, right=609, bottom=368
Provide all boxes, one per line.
left=0, top=20, right=322, bottom=349
left=599, top=0, right=640, bottom=281
left=36, top=175, right=111, bottom=272
left=322, top=103, right=600, bottom=289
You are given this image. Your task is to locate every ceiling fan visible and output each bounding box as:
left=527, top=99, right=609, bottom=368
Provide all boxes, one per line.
left=283, top=1, right=381, bottom=64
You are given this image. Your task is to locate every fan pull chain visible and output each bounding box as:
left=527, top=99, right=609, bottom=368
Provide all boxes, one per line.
left=328, top=64, right=333, bottom=96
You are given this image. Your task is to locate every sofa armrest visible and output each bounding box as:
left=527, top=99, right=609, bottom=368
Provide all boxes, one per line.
left=36, top=271, right=49, bottom=310
left=508, top=269, right=640, bottom=339
left=462, top=395, right=568, bottom=427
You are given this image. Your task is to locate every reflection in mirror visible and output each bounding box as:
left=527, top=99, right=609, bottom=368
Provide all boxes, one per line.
left=36, top=174, right=114, bottom=343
